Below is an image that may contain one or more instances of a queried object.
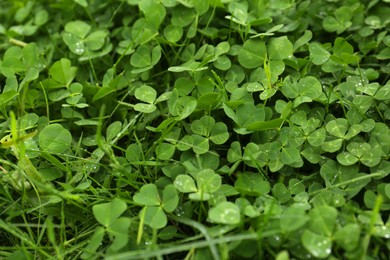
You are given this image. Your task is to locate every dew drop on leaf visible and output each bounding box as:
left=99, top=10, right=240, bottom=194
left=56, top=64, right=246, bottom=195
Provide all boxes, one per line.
left=75, top=42, right=85, bottom=55
left=175, top=206, right=185, bottom=217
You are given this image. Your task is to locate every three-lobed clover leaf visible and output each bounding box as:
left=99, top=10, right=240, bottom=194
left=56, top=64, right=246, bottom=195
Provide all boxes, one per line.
left=322, top=6, right=354, bottom=34
left=0, top=44, right=43, bottom=86
left=133, top=184, right=178, bottom=229
left=281, top=76, right=322, bottom=107
left=337, top=142, right=381, bottom=167
left=320, top=160, right=371, bottom=199
left=63, top=20, right=108, bottom=56
left=301, top=205, right=338, bottom=258
left=131, top=45, right=161, bottom=73
left=175, top=115, right=229, bottom=155
left=174, top=169, right=222, bottom=201
left=223, top=103, right=266, bottom=134
left=235, top=172, right=270, bottom=197
left=325, top=118, right=362, bottom=140
left=89, top=198, right=131, bottom=253
left=191, top=115, right=229, bottom=145
left=168, top=90, right=197, bottom=118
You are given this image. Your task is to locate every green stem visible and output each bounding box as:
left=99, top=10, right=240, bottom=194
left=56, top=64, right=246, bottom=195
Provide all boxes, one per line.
left=361, top=194, right=383, bottom=260
left=309, top=172, right=385, bottom=196
left=170, top=215, right=221, bottom=260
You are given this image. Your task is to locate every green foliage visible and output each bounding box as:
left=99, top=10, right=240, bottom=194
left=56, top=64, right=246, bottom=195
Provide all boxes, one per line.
left=39, top=124, right=72, bottom=154
left=133, top=184, right=178, bottom=229
left=1, top=0, right=390, bottom=259
left=85, top=198, right=131, bottom=256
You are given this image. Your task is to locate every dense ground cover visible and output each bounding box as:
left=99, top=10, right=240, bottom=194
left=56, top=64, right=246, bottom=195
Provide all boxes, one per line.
left=1, top=0, right=390, bottom=259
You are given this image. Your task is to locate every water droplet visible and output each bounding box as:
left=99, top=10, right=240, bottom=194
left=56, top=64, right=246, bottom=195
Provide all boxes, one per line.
left=85, top=163, right=100, bottom=173
left=376, top=225, right=390, bottom=238
left=74, top=42, right=85, bottom=55
left=38, top=63, right=46, bottom=70
left=174, top=180, right=182, bottom=187
left=175, top=206, right=185, bottom=217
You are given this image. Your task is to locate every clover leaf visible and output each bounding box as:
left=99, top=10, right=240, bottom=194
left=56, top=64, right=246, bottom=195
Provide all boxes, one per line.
left=320, top=160, right=370, bottom=198
left=208, top=201, right=241, bottom=225
left=280, top=207, right=310, bottom=232
left=89, top=198, right=131, bottom=253
left=302, top=230, right=332, bottom=258
left=325, top=118, right=362, bottom=140
left=268, top=36, right=293, bottom=60
left=131, top=45, right=161, bottom=72
left=156, top=143, right=176, bottom=160
left=133, top=183, right=161, bottom=206
left=281, top=76, right=322, bottom=107
left=174, top=175, right=197, bottom=193
left=49, top=58, right=77, bottom=87
left=238, top=39, right=266, bottom=69
left=134, top=184, right=178, bottom=229
left=39, top=124, right=72, bottom=154
left=334, top=224, right=360, bottom=252
left=92, top=198, right=127, bottom=227
left=63, top=20, right=108, bottom=56
left=309, top=43, right=330, bottom=65
left=135, top=85, right=157, bottom=104
left=235, top=172, right=270, bottom=196
left=174, top=169, right=221, bottom=201
left=141, top=206, right=167, bottom=230
left=323, top=6, right=353, bottom=34
left=337, top=142, right=381, bottom=167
